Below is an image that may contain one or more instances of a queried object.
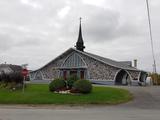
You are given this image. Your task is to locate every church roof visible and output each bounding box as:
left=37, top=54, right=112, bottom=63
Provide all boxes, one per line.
left=73, top=48, right=138, bottom=71
left=0, top=64, right=22, bottom=74
left=33, top=48, right=144, bottom=72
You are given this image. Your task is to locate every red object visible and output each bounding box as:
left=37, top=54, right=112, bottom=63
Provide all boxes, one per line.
left=22, top=68, right=29, bottom=77
left=80, top=71, right=84, bottom=79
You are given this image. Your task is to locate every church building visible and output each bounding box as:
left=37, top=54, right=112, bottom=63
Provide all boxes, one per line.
left=30, top=20, right=147, bottom=85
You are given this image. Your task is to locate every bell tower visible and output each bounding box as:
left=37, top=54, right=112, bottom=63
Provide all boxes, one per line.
left=75, top=17, right=85, bottom=52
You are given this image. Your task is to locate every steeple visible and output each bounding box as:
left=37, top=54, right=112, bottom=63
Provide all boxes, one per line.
left=76, top=17, right=85, bottom=51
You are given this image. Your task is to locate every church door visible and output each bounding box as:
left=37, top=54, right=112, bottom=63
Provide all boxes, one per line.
left=63, top=71, right=67, bottom=80
left=80, top=71, right=84, bottom=79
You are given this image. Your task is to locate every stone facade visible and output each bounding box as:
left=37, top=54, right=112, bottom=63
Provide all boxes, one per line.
left=30, top=48, right=145, bottom=85
left=128, top=70, right=141, bottom=80
left=77, top=51, right=119, bottom=80
left=29, top=20, right=147, bottom=85
left=30, top=51, right=71, bottom=80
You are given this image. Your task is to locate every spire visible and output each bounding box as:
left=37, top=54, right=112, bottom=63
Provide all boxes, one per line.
left=76, top=17, right=85, bottom=51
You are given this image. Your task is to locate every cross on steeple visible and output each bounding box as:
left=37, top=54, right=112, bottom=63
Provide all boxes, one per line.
left=80, top=17, right=82, bottom=23
left=75, top=17, right=85, bottom=52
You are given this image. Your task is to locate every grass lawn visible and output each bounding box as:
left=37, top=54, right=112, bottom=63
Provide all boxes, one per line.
left=0, top=84, right=133, bottom=105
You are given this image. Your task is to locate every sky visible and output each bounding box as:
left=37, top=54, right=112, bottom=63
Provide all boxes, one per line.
left=0, top=0, right=159, bottom=73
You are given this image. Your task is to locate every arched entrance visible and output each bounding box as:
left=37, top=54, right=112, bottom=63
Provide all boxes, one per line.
left=34, top=71, right=43, bottom=80
left=60, top=52, right=87, bottom=80
left=138, top=72, right=148, bottom=85
left=115, top=69, right=131, bottom=85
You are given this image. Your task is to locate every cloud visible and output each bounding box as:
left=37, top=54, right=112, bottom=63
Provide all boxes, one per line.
left=0, top=0, right=159, bottom=73
left=20, top=0, right=42, bottom=9
left=58, top=6, right=71, bottom=19
left=55, top=2, right=146, bottom=43
left=0, top=33, right=14, bottom=51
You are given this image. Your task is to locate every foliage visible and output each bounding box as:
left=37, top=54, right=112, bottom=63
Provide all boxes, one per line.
left=0, top=84, right=133, bottom=104
left=73, top=80, right=92, bottom=94
left=66, top=75, right=79, bottom=89
left=9, top=72, right=23, bottom=84
left=0, top=71, right=23, bottom=90
left=149, top=73, right=160, bottom=85
left=49, top=78, right=66, bottom=92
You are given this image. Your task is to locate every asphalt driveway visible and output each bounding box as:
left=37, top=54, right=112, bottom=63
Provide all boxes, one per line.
left=116, top=86, right=160, bottom=109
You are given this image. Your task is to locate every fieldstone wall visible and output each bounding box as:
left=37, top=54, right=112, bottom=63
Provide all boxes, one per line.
left=30, top=53, right=69, bottom=80
left=77, top=52, right=120, bottom=80
left=30, top=50, right=142, bottom=82
left=128, top=70, right=140, bottom=80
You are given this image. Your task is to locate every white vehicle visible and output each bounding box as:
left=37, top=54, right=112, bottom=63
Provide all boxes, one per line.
left=146, top=77, right=153, bottom=86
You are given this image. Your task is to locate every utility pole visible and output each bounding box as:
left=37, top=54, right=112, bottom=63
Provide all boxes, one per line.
left=146, top=0, right=158, bottom=85
left=146, top=0, right=157, bottom=74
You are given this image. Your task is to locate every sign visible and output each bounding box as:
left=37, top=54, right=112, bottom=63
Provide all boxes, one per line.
left=21, top=68, right=29, bottom=77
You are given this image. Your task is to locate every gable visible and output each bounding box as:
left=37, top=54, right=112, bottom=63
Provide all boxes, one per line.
left=61, top=52, right=87, bottom=68
left=30, top=48, right=75, bottom=72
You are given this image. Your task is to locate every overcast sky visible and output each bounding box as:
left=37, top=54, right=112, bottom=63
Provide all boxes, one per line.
left=0, top=0, right=159, bottom=72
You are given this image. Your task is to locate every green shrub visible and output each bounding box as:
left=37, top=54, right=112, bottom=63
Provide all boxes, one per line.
left=149, top=73, right=160, bottom=85
left=0, top=71, right=23, bottom=90
left=67, top=75, right=79, bottom=89
left=49, top=78, right=66, bottom=92
left=73, top=80, right=92, bottom=94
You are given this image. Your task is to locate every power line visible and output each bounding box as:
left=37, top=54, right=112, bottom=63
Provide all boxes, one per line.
left=146, top=0, right=157, bottom=73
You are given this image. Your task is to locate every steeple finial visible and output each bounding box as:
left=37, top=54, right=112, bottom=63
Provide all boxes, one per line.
left=75, top=17, right=85, bottom=51
left=80, top=17, right=82, bottom=23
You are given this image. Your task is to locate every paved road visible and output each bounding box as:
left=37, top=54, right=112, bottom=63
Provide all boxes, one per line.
left=0, top=107, right=160, bottom=120
left=0, top=86, right=160, bottom=120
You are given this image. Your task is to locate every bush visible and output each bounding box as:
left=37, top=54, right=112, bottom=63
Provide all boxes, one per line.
left=49, top=78, right=66, bottom=92
left=0, top=74, right=2, bottom=82
left=73, top=80, right=92, bottom=94
left=0, top=71, right=9, bottom=83
left=67, top=75, right=79, bottom=89
left=9, top=72, right=23, bottom=84
left=0, top=71, right=23, bottom=89
left=149, top=73, right=160, bottom=85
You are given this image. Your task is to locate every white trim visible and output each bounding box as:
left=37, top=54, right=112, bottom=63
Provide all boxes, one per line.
left=138, top=71, right=142, bottom=82
left=125, top=70, right=133, bottom=81
left=114, top=69, right=133, bottom=85
left=61, top=51, right=87, bottom=68
left=34, top=70, right=44, bottom=80
left=61, top=51, right=73, bottom=67
left=59, top=66, right=87, bottom=69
